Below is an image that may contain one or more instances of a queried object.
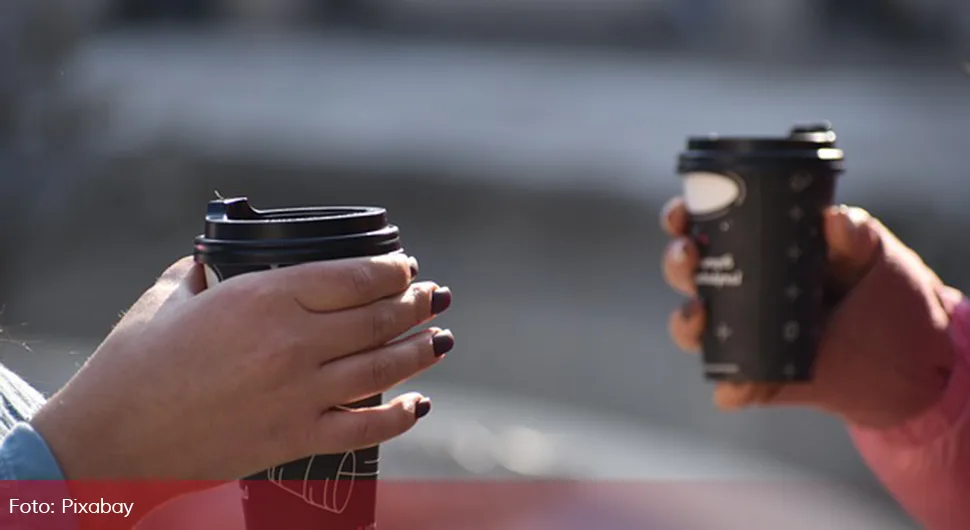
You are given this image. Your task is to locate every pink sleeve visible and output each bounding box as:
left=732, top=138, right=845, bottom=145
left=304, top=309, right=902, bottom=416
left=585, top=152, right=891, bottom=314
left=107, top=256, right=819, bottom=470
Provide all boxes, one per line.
left=849, top=292, right=970, bottom=530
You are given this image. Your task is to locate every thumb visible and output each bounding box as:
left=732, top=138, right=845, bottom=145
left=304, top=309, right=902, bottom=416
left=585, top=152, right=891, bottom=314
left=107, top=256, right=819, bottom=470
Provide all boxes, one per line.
left=824, top=205, right=881, bottom=290
left=122, top=259, right=204, bottom=324
left=157, top=257, right=206, bottom=300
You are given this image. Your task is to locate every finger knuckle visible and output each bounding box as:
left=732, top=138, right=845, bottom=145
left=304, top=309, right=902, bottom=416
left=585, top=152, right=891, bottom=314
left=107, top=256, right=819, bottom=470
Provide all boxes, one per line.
left=349, top=413, right=375, bottom=445
left=368, top=305, right=397, bottom=343
left=381, top=255, right=411, bottom=287
left=412, top=285, right=432, bottom=320
left=368, top=353, right=397, bottom=389
left=349, top=263, right=376, bottom=301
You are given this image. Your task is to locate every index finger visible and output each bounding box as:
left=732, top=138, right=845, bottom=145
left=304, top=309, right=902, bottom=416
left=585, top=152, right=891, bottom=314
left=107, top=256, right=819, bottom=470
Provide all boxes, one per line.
left=271, top=253, right=418, bottom=313
left=659, top=197, right=690, bottom=237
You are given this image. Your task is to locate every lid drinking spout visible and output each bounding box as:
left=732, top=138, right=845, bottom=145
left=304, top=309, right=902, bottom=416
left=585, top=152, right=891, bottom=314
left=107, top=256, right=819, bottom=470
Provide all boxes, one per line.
left=206, top=197, right=259, bottom=221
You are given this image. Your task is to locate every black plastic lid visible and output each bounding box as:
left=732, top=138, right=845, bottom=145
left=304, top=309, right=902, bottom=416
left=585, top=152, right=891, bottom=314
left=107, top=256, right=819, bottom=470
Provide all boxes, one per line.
left=678, top=122, right=845, bottom=172
left=200, top=197, right=391, bottom=241
left=194, top=197, right=402, bottom=264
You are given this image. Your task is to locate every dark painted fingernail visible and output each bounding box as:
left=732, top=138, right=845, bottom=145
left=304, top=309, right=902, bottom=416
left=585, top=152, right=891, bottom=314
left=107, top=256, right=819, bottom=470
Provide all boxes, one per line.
left=414, top=398, right=432, bottom=420
left=680, top=300, right=697, bottom=320
left=432, top=329, right=455, bottom=357
left=408, top=256, right=419, bottom=279
left=431, top=287, right=452, bottom=315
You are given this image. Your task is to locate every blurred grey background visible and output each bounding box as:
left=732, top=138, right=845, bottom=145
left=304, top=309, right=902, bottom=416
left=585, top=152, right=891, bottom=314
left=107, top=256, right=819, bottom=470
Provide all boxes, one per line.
left=3, top=1, right=970, bottom=527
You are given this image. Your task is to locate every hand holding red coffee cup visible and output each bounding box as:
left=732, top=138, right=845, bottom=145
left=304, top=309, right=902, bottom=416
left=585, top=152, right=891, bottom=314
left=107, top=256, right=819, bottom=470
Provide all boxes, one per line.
left=31, top=232, right=453, bottom=487
left=193, top=198, right=447, bottom=530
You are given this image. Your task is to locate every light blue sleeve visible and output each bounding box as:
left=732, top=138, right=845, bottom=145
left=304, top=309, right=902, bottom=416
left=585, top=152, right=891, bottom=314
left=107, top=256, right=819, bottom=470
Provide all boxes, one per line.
left=0, top=366, right=76, bottom=529
left=0, top=363, right=64, bottom=480
left=0, top=423, right=66, bottom=480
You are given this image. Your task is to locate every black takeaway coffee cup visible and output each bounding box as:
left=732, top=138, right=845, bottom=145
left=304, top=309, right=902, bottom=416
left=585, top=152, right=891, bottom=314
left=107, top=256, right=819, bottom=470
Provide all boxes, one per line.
left=194, top=197, right=404, bottom=530
left=676, top=123, right=845, bottom=382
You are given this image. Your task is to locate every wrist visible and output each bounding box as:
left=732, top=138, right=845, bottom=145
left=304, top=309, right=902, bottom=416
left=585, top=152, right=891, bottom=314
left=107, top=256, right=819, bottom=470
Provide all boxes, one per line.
left=809, top=228, right=961, bottom=429
left=837, top=287, right=969, bottom=434
left=30, top=387, right=130, bottom=480
left=848, top=348, right=970, bottom=446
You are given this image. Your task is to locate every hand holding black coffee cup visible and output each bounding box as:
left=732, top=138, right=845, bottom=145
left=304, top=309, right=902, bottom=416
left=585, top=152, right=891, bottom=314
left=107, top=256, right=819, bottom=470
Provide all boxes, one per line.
left=676, top=124, right=845, bottom=383
left=194, top=197, right=452, bottom=530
